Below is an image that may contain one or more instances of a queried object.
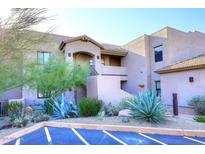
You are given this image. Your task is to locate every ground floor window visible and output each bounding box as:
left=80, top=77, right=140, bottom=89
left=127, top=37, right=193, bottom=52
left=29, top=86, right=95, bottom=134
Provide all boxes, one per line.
left=155, top=80, right=161, bottom=97
left=37, top=88, right=51, bottom=98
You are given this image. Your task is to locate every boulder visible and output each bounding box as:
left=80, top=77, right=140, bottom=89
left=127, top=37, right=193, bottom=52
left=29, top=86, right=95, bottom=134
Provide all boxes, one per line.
left=118, top=109, right=132, bottom=117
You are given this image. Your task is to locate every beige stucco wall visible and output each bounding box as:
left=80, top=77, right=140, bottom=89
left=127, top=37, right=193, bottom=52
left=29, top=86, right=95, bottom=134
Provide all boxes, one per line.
left=87, top=75, right=132, bottom=104
left=124, top=27, right=205, bottom=95
left=167, top=28, right=205, bottom=65
left=161, top=69, right=205, bottom=106
left=149, top=28, right=168, bottom=90
left=64, top=40, right=102, bottom=74
left=123, top=35, right=151, bottom=94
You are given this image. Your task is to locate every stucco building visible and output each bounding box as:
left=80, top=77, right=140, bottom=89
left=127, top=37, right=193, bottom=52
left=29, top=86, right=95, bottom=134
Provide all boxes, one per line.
left=1, top=26, right=205, bottom=107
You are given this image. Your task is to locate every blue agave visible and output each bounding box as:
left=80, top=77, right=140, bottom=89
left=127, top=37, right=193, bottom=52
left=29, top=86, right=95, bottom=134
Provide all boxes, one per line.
left=48, top=94, right=79, bottom=119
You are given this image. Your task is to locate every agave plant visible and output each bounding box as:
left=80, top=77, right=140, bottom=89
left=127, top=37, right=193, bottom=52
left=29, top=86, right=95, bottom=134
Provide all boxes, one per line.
left=48, top=94, right=79, bottom=119
left=126, top=91, right=166, bottom=123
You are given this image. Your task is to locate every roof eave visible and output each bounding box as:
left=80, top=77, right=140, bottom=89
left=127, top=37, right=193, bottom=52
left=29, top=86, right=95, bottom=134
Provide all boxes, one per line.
left=156, top=64, right=205, bottom=74
left=101, top=50, right=128, bottom=56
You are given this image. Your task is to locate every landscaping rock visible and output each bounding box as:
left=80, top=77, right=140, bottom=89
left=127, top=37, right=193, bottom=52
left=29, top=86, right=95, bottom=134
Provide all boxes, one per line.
left=118, top=109, right=132, bottom=117
left=121, top=116, right=130, bottom=123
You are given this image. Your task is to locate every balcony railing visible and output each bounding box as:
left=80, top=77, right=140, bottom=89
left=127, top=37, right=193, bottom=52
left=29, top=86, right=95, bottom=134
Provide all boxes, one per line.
left=101, top=65, right=127, bottom=76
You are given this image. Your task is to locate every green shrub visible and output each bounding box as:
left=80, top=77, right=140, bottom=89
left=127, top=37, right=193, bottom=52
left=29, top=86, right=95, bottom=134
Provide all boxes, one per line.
left=4, top=101, right=23, bottom=122
left=126, top=91, right=166, bottom=123
left=194, top=115, right=205, bottom=123
left=79, top=98, right=102, bottom=117
left=188, top=96, right=205, bottom=115
left=32, top=112, right=50, bottom=123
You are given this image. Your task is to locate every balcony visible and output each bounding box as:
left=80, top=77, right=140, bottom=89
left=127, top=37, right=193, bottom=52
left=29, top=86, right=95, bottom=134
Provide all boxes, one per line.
left=101, top=65, right=128, bottom=76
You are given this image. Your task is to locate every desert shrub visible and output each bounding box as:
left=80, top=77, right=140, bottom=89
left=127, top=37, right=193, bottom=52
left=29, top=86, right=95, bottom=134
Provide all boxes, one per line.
left=101, top=103, right=119, bottom=116
left=100, top=98, right=133, bottom=117
left=79, top=98, right=102, bottom=117
left=12, top=114, right=31, bottom=128
left=188, top=96, right=205, bottom=115
left=3, top=102, right=33, bottom=127
left=4, top=101, right=23, bottom=122
left=32, top=111, right=50, bottom=123
left=126, top=91, right=166, bottom=123
left=194, top=115, right=205, bottom=123
left=11, top=107, right=32, bottom=128
left=98, top=111, right=105, bottom=120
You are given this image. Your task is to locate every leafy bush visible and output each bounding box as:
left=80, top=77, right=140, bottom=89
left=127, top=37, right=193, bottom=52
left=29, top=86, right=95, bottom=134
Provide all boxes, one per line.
left=79, top=98, right=102, bottom=117
left=194, top=115, right=205, bottom=123
left=32, top=112, right=50, bottom=123
left=126, top=91, right=166, bottom=123
left=188, top=96, right=205, bottom=115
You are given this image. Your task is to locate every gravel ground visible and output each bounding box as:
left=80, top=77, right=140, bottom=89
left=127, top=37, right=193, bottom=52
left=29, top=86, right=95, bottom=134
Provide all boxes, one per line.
left=1, top=114, right=205, bottom=139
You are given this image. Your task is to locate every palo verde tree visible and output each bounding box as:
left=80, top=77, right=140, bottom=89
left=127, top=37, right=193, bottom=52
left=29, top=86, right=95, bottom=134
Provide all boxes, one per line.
left=0, top=8, right=52, bottom=93
left=24, top=55, right=90, bottom=118
left=24, top=55, right=89, bottom=99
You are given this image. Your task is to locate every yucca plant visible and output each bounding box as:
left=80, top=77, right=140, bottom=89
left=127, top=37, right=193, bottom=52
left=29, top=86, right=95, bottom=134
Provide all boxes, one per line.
left=126, top=91, right=166, bottom=123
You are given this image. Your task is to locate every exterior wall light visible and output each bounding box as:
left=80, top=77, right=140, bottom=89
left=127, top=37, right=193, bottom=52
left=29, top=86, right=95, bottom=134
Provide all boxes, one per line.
left=189, top=77, right=194, bottom=83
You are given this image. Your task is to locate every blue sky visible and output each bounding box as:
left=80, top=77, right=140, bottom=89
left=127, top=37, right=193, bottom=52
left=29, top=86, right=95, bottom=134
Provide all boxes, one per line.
left=40, top=9, right=205, bottom=45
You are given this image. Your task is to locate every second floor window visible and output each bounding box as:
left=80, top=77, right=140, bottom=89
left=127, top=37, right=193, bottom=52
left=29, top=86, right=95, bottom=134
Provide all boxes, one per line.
left=154, top=45, right=163, bottom=62
left=37, top=51, right=50, bottom=64
left=155, top=81, right=161, bottom=97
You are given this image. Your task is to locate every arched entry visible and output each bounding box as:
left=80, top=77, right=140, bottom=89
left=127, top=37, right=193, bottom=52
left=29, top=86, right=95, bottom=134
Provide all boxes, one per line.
left=73, top=51, right=94, bottom=66
left=73, top=51, right=95, bottom=103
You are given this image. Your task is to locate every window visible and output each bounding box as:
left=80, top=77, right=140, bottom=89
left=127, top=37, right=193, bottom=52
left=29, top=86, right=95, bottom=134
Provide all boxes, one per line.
left=37, top=51, right=50, bottom=64
left=154, top=45, right=163, bottom=62
left=155, top=81, right=161, bottom=97
left=37, top=88, right=51, bottom=98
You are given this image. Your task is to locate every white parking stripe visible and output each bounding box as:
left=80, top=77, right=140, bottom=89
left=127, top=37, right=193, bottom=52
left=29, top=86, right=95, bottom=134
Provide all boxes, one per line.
left=71, top=128, right=89, bottom=145
left=15, top=138, right=20, bottom=145
left=44, top=127, right=52, bottom=143
left=102, top=130, right=127, bottom=145
left=138, top=133, right=167, bottom=145
left=184, top=136, right=205, bottom=144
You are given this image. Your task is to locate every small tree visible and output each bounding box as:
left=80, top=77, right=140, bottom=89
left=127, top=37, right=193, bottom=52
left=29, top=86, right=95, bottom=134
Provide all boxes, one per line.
left=24, top=55, right=90, bottom=118
left=0, top=8, right=53, bottom=93
left=24, top=56, right=89, bottom=98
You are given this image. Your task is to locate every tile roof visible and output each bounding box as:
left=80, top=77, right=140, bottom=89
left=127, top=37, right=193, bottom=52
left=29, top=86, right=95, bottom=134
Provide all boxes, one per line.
left=156, top=54, right=205, bottom=74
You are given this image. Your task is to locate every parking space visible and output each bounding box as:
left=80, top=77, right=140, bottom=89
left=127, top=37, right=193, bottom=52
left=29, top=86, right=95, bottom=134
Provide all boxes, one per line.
left=4, top=127, right=205, bottom=145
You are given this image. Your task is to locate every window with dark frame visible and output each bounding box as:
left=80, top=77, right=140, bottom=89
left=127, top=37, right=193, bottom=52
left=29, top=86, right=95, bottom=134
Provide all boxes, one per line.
left=37, top=87, right=51, bottom=99
left=154, top=45, right=163, bottom=62
left=37, top=51, right=51, bottom=98
left=155, top=81, right=161, bottom=97
left=37, top=51, right=50, bottom=64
